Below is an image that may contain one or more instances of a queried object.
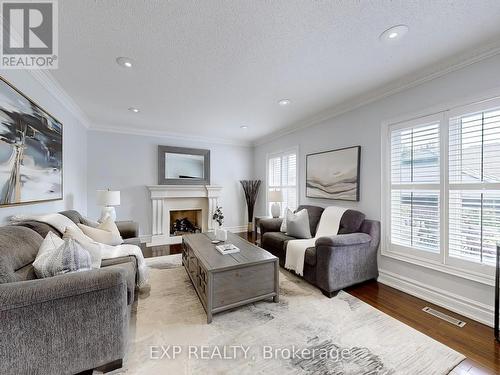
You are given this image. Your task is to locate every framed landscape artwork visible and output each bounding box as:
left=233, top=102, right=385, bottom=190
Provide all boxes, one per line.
left=306, top=146, right=360, bottom=201
left=0, top=77, right=63, bottom=207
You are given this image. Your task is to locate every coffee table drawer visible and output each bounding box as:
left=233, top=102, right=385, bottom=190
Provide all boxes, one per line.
left=212, top=262, right=276, bottom=309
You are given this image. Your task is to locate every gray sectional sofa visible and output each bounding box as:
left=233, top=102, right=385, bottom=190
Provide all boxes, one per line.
left=260, top=205, right=380, bottom=297
left=0, top=210, right=140, bottom=375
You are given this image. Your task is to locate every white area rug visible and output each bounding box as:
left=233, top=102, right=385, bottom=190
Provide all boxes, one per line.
left=109, top=255, right=464, bottom=374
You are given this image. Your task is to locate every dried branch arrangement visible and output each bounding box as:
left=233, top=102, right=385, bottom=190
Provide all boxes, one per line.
left=240, top=180, right=261, bottom=231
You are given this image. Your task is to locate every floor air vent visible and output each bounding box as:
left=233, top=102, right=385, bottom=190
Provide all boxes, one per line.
left=422, top=307, right=466, bottom=327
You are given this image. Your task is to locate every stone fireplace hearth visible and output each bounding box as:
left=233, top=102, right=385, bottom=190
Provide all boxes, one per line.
left=146, top=185, right=222, bottom=246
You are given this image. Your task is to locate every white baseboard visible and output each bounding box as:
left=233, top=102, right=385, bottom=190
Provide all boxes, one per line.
left=226, top=225, right=249, bottom=233
left=378, top=269, right=494, bottom=327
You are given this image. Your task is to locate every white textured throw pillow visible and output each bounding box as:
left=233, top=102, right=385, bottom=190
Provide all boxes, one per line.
left=99, top=216, right=123, bottom=241
left=77, top=216, right=123, bottom=246
left=33, top=234, right=92, bottom=278
left=280, top=208, right=291, bottom=232
left=285, top=208, right=312, bottom=239
left=63, top=227, right=102, bottom=269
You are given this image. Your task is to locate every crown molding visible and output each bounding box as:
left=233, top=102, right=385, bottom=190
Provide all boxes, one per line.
left=28, top=69, right=91, bottom=129
left=27, top=70, right=249, bottom=147
left=88, top=124, right=253, bottom=147
left=253, top=41, right=500, bottom=147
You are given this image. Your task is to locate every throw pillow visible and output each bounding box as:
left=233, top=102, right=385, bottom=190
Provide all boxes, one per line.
left=98, top=216, right=123, bottom=242
left=280, top=208, right=292, bottom=232
left=33, top=234, right=92, bottom=279
left=63, top=227, right=102, bottom=269
left=285, top=209, right=312, bottom=239
left=77, top=217, right=123, bottom=246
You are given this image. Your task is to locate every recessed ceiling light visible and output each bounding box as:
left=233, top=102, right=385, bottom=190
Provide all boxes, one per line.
left=128, top=107, right=140, bottom=113
left=379, top=25, right=409, bottom=43
left=278, top=99, right=291, bottom=106
left=240, top=125, right=248, bottom=129
left=116, top=56, right=133, bottom=68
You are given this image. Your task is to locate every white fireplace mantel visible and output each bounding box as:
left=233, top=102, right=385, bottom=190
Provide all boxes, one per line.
left=146, top=185, right=222, bottom=246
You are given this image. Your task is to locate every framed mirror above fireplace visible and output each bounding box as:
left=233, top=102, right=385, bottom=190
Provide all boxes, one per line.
left=158, top=145, right=210, bottom=185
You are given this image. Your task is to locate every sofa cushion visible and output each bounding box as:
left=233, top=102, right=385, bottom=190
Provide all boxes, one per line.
left=339, top=209, right=366, bottom=234
left=297, top=205, right=324, bottom=237
left=261, top=232, right=296, bottom=260
left=13, top=220, right=60, bottom=238
left=304, top=247, right=316, bottom=266
left=14, top=263, right=36, bottom=280
left=0, top=226, right=42, bottom=284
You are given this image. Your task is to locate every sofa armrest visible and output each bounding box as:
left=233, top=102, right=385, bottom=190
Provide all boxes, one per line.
left=315, top=233, right=371, bottom=247
left=0, top=268, right=126, bottom=310
left=314, top=233, right=378, bottom=293
left=0, top=269, right=128, bottom=374
left=116, top=220, right=139, bottom=239
left=123, top=237, right=141, bottom=246
left=259, top=218, right=283, bottom=236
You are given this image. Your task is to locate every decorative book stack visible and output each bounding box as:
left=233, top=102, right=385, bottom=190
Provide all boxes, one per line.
left=215, top=244, right=240, bottom=255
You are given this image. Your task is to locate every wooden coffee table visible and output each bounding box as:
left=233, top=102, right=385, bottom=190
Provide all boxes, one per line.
left=182, top=232, right=279, bottom=323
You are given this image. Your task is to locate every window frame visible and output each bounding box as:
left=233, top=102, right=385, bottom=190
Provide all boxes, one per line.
left=385, top=113, right=444, bottom=263
left=381, top=96, right=500, bottom=286
left=265, top=146, right=299, bottom=217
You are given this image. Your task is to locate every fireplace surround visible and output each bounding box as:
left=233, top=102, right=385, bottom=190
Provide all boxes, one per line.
left=146, top=185, right=222, bottom=246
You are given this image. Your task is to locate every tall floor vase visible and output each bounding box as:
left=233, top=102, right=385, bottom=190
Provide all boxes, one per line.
left=240, top=180, right=261, bottom=233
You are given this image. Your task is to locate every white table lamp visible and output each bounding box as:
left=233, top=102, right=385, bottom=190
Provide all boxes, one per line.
left=97, top=190, right=120, bottom=221
left=268, top=190, right=283, bottom=218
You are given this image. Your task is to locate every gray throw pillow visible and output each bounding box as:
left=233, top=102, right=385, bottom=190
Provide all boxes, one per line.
left=33, top=233, right=92, bottom=279
left=285, top=209, right=312, bottom=239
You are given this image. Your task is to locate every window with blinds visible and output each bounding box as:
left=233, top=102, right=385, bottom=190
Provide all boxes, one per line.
left=384, top=97, right=500, bottom=278
left=390, top=121, right=441, bottom=254
left=268, top=150, right=297, bottom=216
left=448, top=107, right=500, bottom=265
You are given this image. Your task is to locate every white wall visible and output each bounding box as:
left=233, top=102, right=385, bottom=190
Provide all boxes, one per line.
left=0, top=71, right=88, bottom=222
left=253, top=53, right=500, bottom=326
left=87, top=130, right=253, bottom=235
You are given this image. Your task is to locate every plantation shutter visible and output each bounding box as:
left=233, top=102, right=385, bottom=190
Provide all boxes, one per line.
left=268, top=150, right=298, bottom=216
left=390, top=121, right=441, bottom=253
left=448, top=106, right=500, bottom=265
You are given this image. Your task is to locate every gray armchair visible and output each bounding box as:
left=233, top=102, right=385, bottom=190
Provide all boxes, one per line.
left=259, top=206, right=380, bottom=297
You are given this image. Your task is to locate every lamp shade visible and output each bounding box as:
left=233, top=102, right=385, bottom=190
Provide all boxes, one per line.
left=97, top=190, right=120, bottom=206
left=268, top=190, right=283, bottom=203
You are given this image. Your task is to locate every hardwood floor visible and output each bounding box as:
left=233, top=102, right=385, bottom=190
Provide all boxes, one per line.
left=142, top=231, right=500, bottom=374
left=345, top=281, right=498, bottom=374
left=140, top=243, right=182, bottom=258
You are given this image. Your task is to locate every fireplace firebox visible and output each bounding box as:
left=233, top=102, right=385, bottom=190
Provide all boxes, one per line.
left=170, top=209, right=202, bottom=236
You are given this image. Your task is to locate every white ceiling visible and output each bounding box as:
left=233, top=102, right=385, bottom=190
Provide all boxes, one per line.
left=51, top=0, right=500, bottom=145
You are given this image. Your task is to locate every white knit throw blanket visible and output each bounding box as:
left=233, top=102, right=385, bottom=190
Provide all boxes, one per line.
left=12, top=213, right=149, bottom=288
left=284, top=206, right=347, bottom=276
left=100, top=243, right=149, bottom=288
